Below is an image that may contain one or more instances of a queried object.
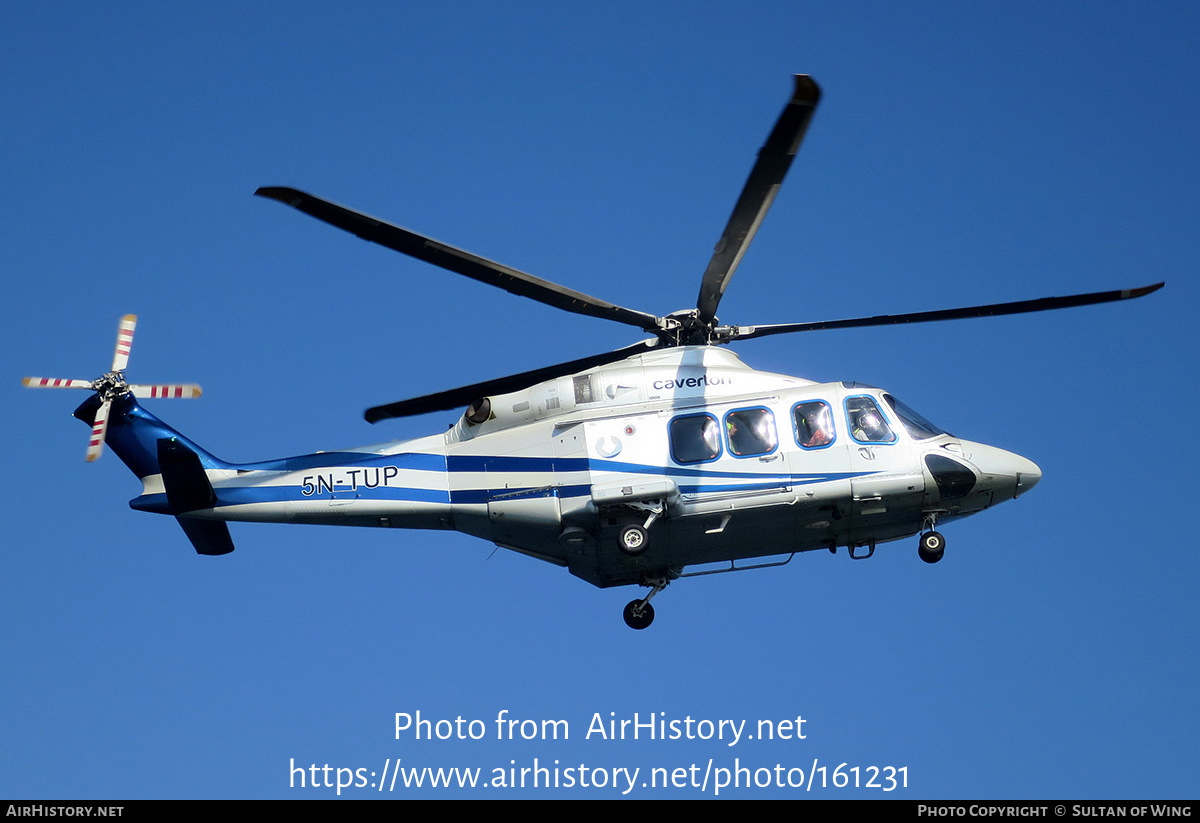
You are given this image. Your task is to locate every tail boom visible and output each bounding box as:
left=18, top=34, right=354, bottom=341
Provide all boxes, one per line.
left=77, top=395, right=454, bottom=544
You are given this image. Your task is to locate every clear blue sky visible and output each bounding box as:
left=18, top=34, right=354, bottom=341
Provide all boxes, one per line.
left=2, top=2, right=1196, bottom=799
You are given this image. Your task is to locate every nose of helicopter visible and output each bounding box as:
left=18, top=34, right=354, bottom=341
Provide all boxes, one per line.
left=961, top=442, right=1042, bottom=500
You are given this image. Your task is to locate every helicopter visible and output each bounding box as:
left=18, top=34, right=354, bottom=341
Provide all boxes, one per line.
left=25, top=75, right=1161, bottom=629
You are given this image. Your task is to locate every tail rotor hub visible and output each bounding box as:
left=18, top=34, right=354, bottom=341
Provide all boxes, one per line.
left=92, top=371, right=131, bottom=403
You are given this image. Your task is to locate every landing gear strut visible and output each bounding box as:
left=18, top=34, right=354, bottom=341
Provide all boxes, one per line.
left=622, top=576, right=669, bottom=630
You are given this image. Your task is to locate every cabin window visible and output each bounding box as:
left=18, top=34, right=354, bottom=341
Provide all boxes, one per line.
left=845, top=396, right=896, bottom=444
left=669, top=413, right=721, bottom=464
left=723, top=408, right=778, bottom=457
left=793, top=400, right=835, bottom=449
left=884, top=394, right=947, bottom=440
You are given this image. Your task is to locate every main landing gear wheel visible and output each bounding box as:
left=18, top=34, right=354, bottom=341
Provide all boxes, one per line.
left=919, top=531, right=946, bottom=564
left=623, top=599, right=655, bottom=630
left=618, top=524, right=648, bottom=556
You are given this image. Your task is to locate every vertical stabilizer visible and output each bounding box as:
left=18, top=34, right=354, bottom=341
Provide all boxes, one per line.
left=74, top=394, right=228, bottom=479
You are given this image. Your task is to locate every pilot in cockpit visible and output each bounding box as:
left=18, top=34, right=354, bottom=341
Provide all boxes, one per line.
left=852, top=410, right=887, bottom=442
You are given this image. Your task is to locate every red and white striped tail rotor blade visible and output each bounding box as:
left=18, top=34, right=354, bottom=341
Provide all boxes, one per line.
left=130, top=384, right=203, bottom=399
left=85, top=399, right=111, bottom=462
left=22, top=377, right=94, bottom=389
left=111, top=314, right=137, bottom=372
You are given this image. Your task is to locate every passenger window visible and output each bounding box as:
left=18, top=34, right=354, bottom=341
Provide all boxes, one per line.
left=793, top=401, right=835, bottom=448
left=669, top=414, right=721, bottom=464
left=845, top=396, right=896, bottom=444
left=724, top=408, right=778, bottom=457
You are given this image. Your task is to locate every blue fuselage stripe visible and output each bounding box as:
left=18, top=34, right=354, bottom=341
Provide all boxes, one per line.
left=134, top=451, right=878, bottom=513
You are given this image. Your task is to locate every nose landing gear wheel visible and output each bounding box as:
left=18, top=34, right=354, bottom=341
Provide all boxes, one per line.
left=623, top=599, right=654, bottom=630
left=618, top=524, right=648, bottom=556
left=918, top=530, right=945, bottom=564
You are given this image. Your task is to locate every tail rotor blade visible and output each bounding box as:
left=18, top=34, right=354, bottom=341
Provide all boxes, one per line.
left=23, top=377, right=94, bottom=389
left=130, top=384, right=203, bottom=399
left=86, top=399, right=111, bottom=462
left=111, top=314, right=137, bottom=372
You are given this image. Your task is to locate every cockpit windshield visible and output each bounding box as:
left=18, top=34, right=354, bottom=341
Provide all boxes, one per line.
left=883, top=394, right=948, bottom=440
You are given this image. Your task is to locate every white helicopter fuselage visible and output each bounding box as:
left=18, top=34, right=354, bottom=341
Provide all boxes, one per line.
left=32, top=75, right=1155, bottom=627
left=126, top=347, right=1040, bottom=588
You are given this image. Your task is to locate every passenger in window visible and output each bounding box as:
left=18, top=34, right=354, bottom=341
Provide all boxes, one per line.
left=726, top=409, right=776, bottom=456
left=795, top=403, right=833, bottom=447
left=807, top=425, right=831, bottom=447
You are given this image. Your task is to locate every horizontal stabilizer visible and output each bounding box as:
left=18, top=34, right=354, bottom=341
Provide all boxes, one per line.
left=175, top=517, right=235, bottom=556
left=157, top=437, right=236, bottom=554
left=158, top=438, right=216, bottom=513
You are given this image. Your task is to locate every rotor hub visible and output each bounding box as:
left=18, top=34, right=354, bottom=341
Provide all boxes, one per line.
left=661, top=308, right=723, bottom=346
left=92, top=371, right=131, bottom=402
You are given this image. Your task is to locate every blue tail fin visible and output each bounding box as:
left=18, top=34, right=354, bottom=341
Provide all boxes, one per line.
left=75, top=394, right=237, bottom=555
left=74, top=394, right=228, bottom=478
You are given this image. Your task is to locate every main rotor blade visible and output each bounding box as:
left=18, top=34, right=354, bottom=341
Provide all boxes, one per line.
left=365, top=340, right=659, bottom=422
left=727, top=282, right=1165, bottom=341
left=696, top=75, right=821, bottom=325
left=256, top=187, right=663, bottom=334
